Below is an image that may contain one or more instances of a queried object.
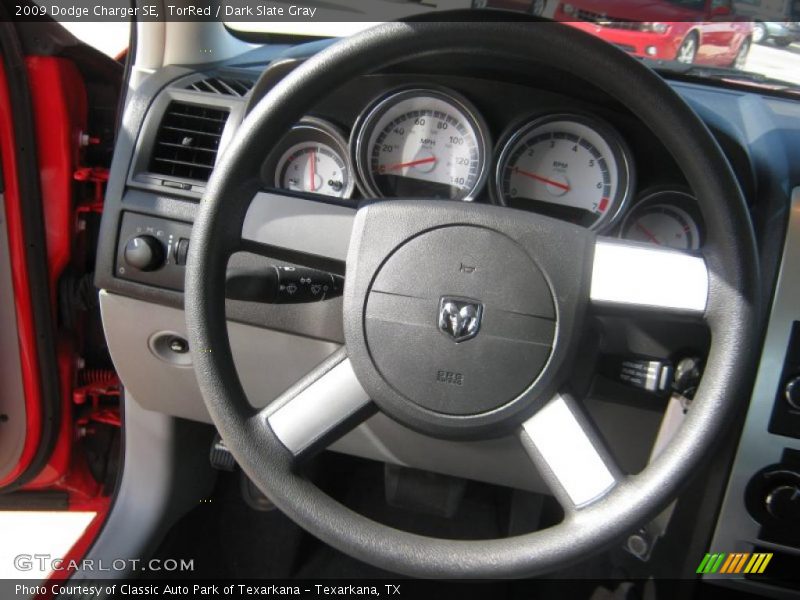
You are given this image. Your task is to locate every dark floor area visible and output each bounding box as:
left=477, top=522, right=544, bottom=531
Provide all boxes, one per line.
left=145, top=452, right=768, bottom=600
left=149, top=452, right=532, bottom=579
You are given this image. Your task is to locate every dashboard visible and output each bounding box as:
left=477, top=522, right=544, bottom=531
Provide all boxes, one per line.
left=259, top=77, right=706, bottom=249
left=95, top=40, right=800, bottom=594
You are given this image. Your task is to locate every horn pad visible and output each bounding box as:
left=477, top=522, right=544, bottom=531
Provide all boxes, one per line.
left=364, top=225, right=555, bottom=416
left=343, top=200, right=593, bottom=439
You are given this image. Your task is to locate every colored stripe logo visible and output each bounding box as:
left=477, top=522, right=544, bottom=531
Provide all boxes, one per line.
left=696, top=552, right=772, bottom=574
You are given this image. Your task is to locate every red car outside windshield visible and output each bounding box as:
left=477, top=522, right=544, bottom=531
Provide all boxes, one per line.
left=554, top=0, right=754, bottom=66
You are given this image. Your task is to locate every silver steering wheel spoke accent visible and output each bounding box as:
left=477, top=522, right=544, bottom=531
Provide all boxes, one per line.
left=519, top=394, right=621, bottom=511
left=261, top=348, right=374, bottom=461
left=590, top=237, right=708, bottom=314
left=242, top=191, right=356, bottom=264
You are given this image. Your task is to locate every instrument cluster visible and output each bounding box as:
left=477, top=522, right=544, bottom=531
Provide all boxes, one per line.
left=262, top=84, right=704, bottom=249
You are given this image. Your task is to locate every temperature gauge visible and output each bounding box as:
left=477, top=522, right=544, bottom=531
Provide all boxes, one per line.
left=620, top=190, right=702, bottom=250
left=268, top=118, right=354, bottom=199
left=276, top=143, right=350, bottom=197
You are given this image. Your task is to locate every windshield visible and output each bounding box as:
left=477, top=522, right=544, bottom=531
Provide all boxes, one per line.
left=226, top=0, right=800, bottom=90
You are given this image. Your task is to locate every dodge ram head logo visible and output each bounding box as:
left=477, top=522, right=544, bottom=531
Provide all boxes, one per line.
left=438, top=297, right=483, bottom=343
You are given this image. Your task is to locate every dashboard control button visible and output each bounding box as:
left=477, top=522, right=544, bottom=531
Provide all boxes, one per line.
left=116, top=212, right=193, bottom=290
left=175, top=238, right=190, bottom=266
left=785, top=376, right=800, bottom=411
left=745, top=458, right=800, bottom=549
left=769, top=322, right=800, bottom=439
left=765, top=482, right=800, bottom=522
left=123, top=235, right=164, bottom=271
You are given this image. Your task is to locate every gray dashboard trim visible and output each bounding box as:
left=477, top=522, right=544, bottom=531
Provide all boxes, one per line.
left=94, top=63, right=349, bottom=343
left=99, top=290, right=340, bottom=422
left=100, top=289, right=663, bottom=492
left=95, top=64, right=197, bottom=294
left=98, top=61, right=794, bottom=349
left=707, top=187, right=800, bottom=597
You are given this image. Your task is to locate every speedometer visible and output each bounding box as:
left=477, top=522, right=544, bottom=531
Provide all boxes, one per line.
left=494, top=114, right=634, bottom=230
left=353, top=87, right=490, bottom=200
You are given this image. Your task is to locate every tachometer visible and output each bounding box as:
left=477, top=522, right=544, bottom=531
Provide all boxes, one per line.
left=269, top=118, right=354, bottom=199
left=353, top=87, right=490, bottom=200
left=494, top=114, right=634, bottom=230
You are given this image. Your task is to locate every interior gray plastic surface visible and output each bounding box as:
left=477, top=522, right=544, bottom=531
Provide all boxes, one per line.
left=707, top=187, right=800, bottom=596
left=333, top=392, right=659, bottom=492
left=99, top=290, right=339, bottom=421
left=100, top=291, right=662, bottom=492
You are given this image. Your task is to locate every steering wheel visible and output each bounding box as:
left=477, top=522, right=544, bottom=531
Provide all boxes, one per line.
left=185, top=20, right=759, bottom=577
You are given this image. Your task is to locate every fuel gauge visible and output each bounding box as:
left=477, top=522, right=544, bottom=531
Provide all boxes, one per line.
left=620, top=190, right=702, bottom=250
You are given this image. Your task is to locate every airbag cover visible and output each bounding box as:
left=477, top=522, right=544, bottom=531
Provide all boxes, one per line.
left=365, top=225, right=555, bottom=415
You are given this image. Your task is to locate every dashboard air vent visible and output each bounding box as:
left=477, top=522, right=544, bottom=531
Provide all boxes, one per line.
left=148, top=102, right=229, bottom=182
left=186, top=76, right=254, bottom=97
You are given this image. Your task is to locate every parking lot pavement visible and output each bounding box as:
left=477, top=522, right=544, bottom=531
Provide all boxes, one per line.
left=745, top=42, right=800, bottom=86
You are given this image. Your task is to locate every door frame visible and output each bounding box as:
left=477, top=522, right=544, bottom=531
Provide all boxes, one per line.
left=0, top=17, right=62, bottom=492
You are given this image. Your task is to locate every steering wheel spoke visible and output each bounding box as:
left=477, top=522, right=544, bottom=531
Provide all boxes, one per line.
left=589, top=237, right=708, bottom=316
left=519, top=393, right=622, bottom=512
left=240, top=190, right=356, bottom=273
left=257, top=348, right=376, bottom=464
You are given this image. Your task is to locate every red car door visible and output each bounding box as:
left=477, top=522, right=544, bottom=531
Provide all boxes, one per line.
left=701, top=0, right=740, bottom=64
left=0, top=21, right=65, bottom=496
left=0, top=17, right=123, bottom=584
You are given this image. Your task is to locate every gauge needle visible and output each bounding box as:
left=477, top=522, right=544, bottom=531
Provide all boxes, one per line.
left=379, top=156, right=437, bottom=172
left=635, top=221, right=662, bottom=245
left=514, top=167, right=571, bottom=192
left=309, top=149, right=317, bottom=192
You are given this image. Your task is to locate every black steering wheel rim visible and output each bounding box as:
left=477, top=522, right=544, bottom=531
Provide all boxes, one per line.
left=185, top=20, right=760, bottom=578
